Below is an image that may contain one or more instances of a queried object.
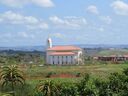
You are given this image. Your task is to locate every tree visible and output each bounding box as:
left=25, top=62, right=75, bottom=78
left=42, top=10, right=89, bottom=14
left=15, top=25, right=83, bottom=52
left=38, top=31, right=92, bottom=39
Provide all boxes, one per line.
left=123, top=68, right=128, bottom=76
left=94, top=78, right=112, bottom=96
left=0, top=65, right=25, bottom=96
left=109, top=72, right=128, bottom=96
left=77, top=74, right=96, bottom=96
left=60, top=82, right=78, bottom=96
left=36, top=80, right=60, bottom=96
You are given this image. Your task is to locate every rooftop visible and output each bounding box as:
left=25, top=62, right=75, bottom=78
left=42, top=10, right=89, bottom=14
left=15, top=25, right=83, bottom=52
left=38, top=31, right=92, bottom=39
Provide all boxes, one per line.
left=49, top=52, right=75, bottom=56
left=47, top=45, right=81, bottom=51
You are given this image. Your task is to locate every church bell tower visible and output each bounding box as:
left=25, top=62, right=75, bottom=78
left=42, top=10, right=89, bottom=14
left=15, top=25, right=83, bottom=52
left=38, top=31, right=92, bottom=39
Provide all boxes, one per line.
left=47, top=38, right=52, bottom=48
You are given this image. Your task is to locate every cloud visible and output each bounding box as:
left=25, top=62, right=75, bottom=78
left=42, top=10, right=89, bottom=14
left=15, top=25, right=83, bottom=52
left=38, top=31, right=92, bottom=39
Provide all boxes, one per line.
left=86, top=5, right=99, bottom=15
left=0, top=11, right=38, bottom=24
left=111, top=1, right=128, bottom=15
left=32, top=0, right=54, bottom=7
left=18, top=32, right=35, bottom=39
left=100, top=16, right=112, bottom=24
left=0, top=0, right=54, bottom=8
left=49, top=16, right=64, bottom=25
left=0, top=31, right=35, bottom=42
left=49, top=16, right=87, bottom=29
left=98, top=27, right=104, bottom=32
left=18, top=32, right=29, bottom=38
left=0, top=11, right=48, bottom=29
left=51, top=33, right=65, bottom=39
left=26, top=23, right=48, bottom=30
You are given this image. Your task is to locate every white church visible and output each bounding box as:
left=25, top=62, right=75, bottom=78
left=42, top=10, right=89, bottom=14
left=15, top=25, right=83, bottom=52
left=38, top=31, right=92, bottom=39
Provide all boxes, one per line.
left=46, top=38, right=83, bottom=65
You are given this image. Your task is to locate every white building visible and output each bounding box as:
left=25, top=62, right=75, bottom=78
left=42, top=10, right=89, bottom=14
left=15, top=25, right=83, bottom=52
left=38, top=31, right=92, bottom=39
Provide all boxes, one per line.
left=46, top=38, right=83, bottom=65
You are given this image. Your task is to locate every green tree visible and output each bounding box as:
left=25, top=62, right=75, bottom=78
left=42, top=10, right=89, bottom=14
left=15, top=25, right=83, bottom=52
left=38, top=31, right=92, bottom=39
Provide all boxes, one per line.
left=36, top=80, right=60, bottom=96
left=123, top=68, right=128, bottom=76
left=109, top=72, right=128, bottom=96
left=60, top=82, right=78, bottom=96
left=77, top=74, right=96, bottom=96
left=94, top=78, right=112, bottom=96
left=0, top=65, right=25, bottom=96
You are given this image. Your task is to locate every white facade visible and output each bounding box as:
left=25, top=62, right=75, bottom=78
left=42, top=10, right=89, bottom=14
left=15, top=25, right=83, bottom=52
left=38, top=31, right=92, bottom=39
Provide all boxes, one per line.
left=46, top=38, right=83, bottom=65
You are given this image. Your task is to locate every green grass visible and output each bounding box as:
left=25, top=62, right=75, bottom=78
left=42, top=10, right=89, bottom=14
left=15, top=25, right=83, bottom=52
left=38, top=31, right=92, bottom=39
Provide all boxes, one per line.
left=98, top=49, right=128, bottom=56
left=1, top=63, right=127, bottom=81
left=18, top=64, right=128, bottom=80
left=1, top=64, right=128, bottom=96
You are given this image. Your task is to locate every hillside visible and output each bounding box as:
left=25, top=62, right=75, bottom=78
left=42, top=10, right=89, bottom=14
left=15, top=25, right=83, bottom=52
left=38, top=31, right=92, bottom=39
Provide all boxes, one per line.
left=98, top=49, right=128, bottom=56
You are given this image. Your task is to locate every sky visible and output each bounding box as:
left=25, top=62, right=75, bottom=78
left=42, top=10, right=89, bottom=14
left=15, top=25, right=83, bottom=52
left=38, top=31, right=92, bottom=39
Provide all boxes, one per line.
left=0, top=0, right=128, bottom=46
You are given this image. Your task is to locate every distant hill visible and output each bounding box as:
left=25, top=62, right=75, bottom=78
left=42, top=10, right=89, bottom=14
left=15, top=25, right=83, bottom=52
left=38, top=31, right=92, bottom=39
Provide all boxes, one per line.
left=98, top=49, right=128, bottom=56
left=76, top=44, right=128, bottom=49
left=84, top=48, right=128, bottom=56
left=1, top=44, right=128, bottom=52
left=0, top=46, right=46, bottom=51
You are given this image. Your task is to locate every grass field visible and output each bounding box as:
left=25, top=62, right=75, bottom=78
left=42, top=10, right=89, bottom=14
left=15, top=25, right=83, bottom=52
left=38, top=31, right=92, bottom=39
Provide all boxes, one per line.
left=1, top=63, right=128, bottom=83
left=1, top=64, right=128, bottom=96
left=19, top=63, right=128, bottom=80
left=98, top=49, right=128, bottom=56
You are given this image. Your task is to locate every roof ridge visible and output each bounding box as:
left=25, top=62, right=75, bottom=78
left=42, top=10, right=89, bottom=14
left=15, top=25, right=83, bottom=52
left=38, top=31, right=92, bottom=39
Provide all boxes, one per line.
left=47, top=45, right=81, bottom=51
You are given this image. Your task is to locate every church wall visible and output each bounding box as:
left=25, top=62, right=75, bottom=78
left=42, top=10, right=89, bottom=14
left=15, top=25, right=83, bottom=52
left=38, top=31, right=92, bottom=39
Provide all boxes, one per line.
left=54, top=56, right=58, bottom=64
left=46, top=52, right=50, bottom=64
left=48, top=55, right=52, bottom=64
left=67, top=56, right=71, bottom=64
left=47, top=55, right=79, bottom=65
left=46, top=50, right=83, bottom=65
left=63, top=56, right=66, bottom=63
left=58, top=56, right=61, bottom=65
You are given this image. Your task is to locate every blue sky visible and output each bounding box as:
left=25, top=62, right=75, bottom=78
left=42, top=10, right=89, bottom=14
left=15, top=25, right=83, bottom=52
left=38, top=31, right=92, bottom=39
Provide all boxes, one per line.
left=0, top=0, right=128, bottom=46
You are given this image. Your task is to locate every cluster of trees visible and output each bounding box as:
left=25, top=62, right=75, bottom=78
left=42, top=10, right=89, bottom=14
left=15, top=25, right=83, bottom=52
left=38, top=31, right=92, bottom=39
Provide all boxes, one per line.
left=0, top=51, right=45, bottom=65
left=0, top=65, right=128, bottom=96
left=35, top=70, right=128, bottom=96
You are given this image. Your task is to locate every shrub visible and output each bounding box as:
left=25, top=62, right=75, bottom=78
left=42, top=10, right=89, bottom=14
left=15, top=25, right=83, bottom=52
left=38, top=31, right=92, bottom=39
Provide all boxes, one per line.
left=123, top=68, right=128, bottom=76
left=77, top=74, right=96, bottom=96
left=76, top=72, right=81, bottom=77
left=45, top=72, right=56, bottom=78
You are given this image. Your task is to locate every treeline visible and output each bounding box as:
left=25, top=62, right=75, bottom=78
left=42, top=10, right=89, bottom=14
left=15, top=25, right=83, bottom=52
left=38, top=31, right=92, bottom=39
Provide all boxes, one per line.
left=35, top=69, right=128, bottom=96
left=0, top=50, right=45, bottom=65
left=0, top=65, right=128, bottom=96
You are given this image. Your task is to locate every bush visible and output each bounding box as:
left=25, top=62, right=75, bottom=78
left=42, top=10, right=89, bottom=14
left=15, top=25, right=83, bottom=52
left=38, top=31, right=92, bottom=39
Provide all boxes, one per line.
left=77, top=74, right=96, bottom=96
left=45, top=72, right=56, bottom=78
left=1, top=67, right=128, bottom=96
left=76, top=72, right=81, bottom=77
left=123, top=68, right=128, bottom=76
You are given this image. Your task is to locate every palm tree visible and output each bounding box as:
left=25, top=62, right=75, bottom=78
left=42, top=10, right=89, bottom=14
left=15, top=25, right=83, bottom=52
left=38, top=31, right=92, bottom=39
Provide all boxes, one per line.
left=0, top=65, right=25, bottom=96
left=36, top=80, right=60, bottom=96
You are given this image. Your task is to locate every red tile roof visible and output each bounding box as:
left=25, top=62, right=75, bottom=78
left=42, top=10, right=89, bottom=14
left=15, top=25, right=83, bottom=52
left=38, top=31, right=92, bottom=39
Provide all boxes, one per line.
left=123, top=55, right=128, bottom=57
left=110, top=55, right=116, bottom=57
left=49, top=52, right=75, bottom=56
left=47, top=46, right=81, bottom=51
